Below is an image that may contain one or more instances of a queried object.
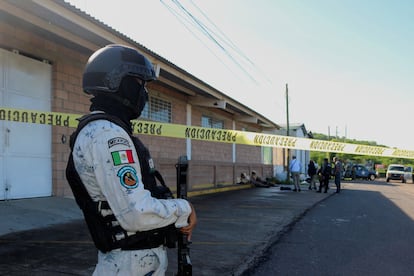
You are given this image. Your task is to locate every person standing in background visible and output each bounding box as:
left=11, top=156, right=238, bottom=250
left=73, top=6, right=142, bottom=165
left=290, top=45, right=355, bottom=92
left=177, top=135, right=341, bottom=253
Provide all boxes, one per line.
left=289, top=155, right=301, bottom=192
left=307, top=160, right=317, bottom=190
left=318, top=158, right=331, bottom=193
left=333, top=156, right=342, bottom=193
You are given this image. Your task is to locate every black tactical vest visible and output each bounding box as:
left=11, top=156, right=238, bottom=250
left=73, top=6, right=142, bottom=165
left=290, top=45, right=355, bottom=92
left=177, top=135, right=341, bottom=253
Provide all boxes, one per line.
left=65, top=113, right=176, bottom=253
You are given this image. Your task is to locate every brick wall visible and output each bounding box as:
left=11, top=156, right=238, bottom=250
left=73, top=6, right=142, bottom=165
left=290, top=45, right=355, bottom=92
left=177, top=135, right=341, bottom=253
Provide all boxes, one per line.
left=1, top=20, right=272, bottom=198
left=1, top=21, right=90, bottom=197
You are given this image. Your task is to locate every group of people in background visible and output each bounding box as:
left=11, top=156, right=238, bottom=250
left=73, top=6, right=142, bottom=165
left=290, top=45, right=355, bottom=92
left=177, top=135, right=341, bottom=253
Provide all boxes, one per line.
left=240, top=155, right=343, bottom=194
left=291, top=156, right=342, bottom=194
left=238, top=171, right=275, bottom=188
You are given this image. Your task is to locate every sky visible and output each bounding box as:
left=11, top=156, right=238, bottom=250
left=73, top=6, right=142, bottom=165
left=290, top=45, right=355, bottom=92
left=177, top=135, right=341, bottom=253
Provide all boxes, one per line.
left=66, top=0, right=414, bottom=150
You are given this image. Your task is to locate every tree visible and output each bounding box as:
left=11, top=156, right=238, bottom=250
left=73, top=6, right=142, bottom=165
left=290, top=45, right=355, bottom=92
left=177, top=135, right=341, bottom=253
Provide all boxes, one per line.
left=309, top=133, right=413, bottom=168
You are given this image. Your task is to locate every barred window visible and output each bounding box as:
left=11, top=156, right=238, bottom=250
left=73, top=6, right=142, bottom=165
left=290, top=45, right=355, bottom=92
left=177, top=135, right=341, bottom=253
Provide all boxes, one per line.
left=262, top=146, right=273, bottom=165
left=201, top=115, right=224, bottom=129
left=141, top=96, right=172, bottom=123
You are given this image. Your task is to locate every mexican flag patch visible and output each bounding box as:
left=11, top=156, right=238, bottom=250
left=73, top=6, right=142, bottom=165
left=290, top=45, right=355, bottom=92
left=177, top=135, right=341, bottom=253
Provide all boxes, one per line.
left=111, top=150, right=135, bottom=166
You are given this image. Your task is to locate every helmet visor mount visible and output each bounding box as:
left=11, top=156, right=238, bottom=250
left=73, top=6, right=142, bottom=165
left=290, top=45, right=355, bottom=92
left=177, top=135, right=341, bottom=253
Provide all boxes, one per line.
left=104, top=63, right=154, bottom=92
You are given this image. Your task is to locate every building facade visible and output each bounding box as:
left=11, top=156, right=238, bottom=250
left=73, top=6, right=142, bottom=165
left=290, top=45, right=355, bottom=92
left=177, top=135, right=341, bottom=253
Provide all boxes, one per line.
left=273, top=123, right=311, bottom=181
left=0, top=0, right=280, bottom=200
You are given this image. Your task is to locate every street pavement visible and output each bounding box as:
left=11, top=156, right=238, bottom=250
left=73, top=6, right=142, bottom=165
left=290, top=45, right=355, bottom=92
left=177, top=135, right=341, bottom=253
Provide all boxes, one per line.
left=249, top=181, right=414, bottom=276
left=0, top=183, right=334, bottom=275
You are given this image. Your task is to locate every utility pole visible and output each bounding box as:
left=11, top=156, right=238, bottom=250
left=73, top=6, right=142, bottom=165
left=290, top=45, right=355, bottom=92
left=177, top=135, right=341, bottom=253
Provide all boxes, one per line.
left=286, top=83, right=290, bottom=182
left=345, top=125, right=347, bottom=140
left=327, top=126, right=331, bottom=159
left=286, top=83, right=290, bottom=137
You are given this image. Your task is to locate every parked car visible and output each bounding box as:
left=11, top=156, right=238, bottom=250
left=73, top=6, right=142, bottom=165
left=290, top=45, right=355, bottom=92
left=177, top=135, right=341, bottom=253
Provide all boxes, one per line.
left=386, top=164, right=411, bottom=183
left=344, top=164, right=376, bottom=181
left=404, top=166, right=413, bottom=183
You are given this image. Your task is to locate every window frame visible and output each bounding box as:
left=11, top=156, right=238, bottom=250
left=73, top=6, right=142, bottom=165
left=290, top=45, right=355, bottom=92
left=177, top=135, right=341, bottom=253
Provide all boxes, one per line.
left=141, top=95, right=172, bottom=123
left=201, top=115, right=224, bottom=129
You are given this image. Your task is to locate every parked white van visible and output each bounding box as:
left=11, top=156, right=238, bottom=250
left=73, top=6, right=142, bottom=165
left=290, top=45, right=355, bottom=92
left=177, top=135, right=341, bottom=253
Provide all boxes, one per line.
left=386, top=164, right=412, bottom=183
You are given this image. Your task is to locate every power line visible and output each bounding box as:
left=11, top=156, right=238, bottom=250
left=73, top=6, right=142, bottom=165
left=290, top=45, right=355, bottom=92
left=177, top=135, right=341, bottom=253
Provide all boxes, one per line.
left=187, top=0, right=274, bottom=85
left=161, top=0, right=260, bottom=83
left=172, top=0, right=259, bottom=83
left=188, top=0, right=276, bottom=87
left=188, top=0, right=255, bottom=67
left=161, top=0, right=286, bottom=117
left=159, top=0, right=245, bottom=82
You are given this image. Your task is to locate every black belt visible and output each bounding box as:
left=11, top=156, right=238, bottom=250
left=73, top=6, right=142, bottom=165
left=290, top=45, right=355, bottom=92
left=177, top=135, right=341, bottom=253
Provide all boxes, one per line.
left=97, top=201, right=177, bottom=251
left=117, top=224, right=177, bottom=250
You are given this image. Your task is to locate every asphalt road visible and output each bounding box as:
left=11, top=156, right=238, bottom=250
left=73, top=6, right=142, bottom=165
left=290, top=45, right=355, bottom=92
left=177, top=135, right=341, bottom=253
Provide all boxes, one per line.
left=0, top=185, right=332, bottom=276
left=248, top=180, right=414, bottom=276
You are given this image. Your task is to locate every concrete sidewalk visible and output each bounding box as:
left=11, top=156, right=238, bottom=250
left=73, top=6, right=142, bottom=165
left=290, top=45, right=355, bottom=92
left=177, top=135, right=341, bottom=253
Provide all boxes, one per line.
left=0, top=196, right=82, bottom=236
left=0, top=184, right=334, bottom=275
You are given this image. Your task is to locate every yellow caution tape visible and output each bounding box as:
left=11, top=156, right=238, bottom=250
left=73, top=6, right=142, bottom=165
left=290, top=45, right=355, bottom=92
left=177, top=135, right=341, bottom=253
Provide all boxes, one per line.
left=0, top=107, right=77, bottom=127
left=1, top=107, right=413, bottom=159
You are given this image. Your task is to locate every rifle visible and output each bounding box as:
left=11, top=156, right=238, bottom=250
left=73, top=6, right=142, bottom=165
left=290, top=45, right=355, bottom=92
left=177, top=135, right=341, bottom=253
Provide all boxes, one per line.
left=176, top=155, right=192, bottom=276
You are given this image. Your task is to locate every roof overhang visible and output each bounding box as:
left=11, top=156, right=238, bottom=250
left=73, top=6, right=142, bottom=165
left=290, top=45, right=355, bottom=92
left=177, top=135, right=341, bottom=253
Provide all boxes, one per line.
left=0, top=0, right=280, bottom=130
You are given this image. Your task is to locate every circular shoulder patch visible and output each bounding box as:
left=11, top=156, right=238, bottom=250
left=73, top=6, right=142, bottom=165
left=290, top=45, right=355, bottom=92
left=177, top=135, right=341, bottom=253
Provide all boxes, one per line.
left=117, top=166, right=139, bottom=189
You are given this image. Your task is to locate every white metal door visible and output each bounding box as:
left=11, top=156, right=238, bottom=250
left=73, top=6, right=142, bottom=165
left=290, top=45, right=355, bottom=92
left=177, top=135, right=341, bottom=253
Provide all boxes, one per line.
left=0, top=48, right=52, bottom=200
left=0, top=50, right=4, bottom=200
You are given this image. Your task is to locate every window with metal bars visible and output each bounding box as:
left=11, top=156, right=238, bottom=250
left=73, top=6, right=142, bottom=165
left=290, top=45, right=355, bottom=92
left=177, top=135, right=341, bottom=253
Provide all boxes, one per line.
left=262, top=146, right=273, bottom=165
left=141, top=96, right=172, bottom=123
left=201, top=115, right=224, bottom=129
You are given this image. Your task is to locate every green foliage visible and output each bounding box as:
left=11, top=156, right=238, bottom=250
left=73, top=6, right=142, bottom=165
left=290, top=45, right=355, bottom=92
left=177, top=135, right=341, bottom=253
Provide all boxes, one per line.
left=309, top=133, right=414, bottom=168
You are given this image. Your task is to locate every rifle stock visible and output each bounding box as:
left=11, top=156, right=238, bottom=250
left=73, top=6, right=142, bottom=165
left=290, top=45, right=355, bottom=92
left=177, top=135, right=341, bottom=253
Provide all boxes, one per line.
left=176, top=155, right=192, bottom=276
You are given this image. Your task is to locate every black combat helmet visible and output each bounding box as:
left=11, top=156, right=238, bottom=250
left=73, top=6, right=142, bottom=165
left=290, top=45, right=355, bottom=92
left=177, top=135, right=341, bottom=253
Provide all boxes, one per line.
left=82, top=44, right=156, bottom=94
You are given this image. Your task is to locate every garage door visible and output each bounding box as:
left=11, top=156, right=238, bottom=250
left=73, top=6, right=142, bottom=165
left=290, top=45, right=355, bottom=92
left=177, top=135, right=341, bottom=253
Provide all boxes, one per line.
left=0, top=48, right=52, bottom=200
